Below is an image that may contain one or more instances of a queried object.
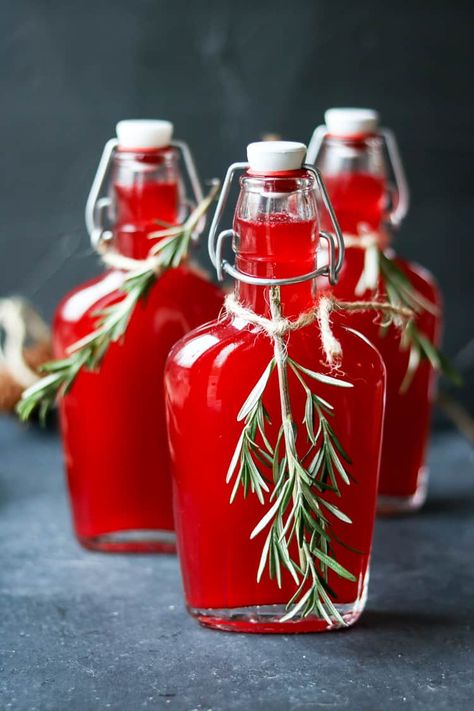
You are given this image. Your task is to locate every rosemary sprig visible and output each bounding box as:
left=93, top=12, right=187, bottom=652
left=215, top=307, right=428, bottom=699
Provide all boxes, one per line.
left=16, top=267, right=156, bottom=423
left=227, top=287, right=356, bottom=626
left=148, top=179, right=219, bottom=268
left=378, top=251, right=461, bottom=392
left=17, top=183, right=220, bottom=422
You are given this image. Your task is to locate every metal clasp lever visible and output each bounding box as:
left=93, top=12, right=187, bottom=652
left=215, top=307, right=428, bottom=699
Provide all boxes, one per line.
left=85, top=138, right=117, bottom=249
left=85, top=139, right=205, bottom=250
left=307, top=124, right=410, bottom=229
left=208, top=163, right=344, bottom=286
left=381, top=128, right=410, bottom=228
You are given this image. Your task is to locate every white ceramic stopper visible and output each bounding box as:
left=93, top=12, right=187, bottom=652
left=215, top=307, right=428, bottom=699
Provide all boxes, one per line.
left=247, top=141, right=307, bottom=172
left=116, top=119, right=174, bottom=149
left=324, top=108, right=379, bottom=136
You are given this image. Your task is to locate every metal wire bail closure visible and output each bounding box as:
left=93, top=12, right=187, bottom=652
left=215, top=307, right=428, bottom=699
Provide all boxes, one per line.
left=381, top=128, right=410, bottom=228
left=306, top=124, right=410, bottom=229
left=84, top=139, right=205, bottom=250
left=208, top=163, right=344, bottom=287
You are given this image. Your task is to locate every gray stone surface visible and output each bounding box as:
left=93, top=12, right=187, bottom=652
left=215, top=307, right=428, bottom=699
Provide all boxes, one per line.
left=0, top=417, right=473, bottom=711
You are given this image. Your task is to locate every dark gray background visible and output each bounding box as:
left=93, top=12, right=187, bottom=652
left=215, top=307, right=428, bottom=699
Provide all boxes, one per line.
left=0, top=0, right=473, bottom=409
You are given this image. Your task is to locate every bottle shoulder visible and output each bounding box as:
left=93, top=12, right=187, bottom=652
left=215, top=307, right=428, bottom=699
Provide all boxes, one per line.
left=167, top=313, right=385, bottom=387
left=54, top=265, right=222, bottom=327
left=333, top=248, right=441, bottom=307
left=166, top=315, right=262, bottom=371
left=53, top=265, right=224, bottom=356
left=390, top=254, right=441, bottom=302
left=336, top=324, right=386, bottom=382
left=54, top=270, right=124, bottom=326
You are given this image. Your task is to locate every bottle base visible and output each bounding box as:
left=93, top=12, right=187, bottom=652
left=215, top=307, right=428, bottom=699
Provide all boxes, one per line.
left=188, top=599, right=365, bottom=634
left=377, top=467, right=428, bottom=516
left=78, top=529, right=176, bottom=554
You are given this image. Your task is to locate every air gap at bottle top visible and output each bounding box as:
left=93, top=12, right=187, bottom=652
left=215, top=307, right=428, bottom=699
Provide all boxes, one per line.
left=165, top=141, right=386, bottom=633
left=308, top=108, right=444, bottom=514
left=52, top=119, right=223, bottom=552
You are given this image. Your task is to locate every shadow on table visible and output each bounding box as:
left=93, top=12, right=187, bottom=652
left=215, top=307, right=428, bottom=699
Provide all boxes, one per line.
left=358, top=608, right=472, bottom=633
left=422, top=493, right=474, bottom=518
left=0, top=478, right=7, bottom=509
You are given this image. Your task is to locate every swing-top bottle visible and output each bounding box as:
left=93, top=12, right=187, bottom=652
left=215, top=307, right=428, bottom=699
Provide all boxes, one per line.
left=54, top=119, right=223, bottom=552
left=165, top=141, right=386, bottom=632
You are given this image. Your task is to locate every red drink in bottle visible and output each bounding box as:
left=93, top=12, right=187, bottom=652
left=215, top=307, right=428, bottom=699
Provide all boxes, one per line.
left=54, top=120, right=223, bottom=552
left=309, top=108, right=442, bottom=513
left=165, top=141, right=385, bottom=632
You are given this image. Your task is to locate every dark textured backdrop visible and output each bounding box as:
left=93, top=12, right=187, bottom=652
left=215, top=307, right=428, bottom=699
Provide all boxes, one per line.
left=1, top=0, right=473, bottom=410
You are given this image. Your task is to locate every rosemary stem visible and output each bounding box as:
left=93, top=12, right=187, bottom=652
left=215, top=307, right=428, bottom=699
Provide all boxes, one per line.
left=269, top=287, right=292, bottom=422
left=269, top=286, right=304, bottom=567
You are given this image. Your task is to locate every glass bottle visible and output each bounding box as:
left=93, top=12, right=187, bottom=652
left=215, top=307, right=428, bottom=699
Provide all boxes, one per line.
left=54, top=120, right=223, bottom=552
left=308, top=108, right=442, bottom=513
left=165, top=141, right=386, bottom=632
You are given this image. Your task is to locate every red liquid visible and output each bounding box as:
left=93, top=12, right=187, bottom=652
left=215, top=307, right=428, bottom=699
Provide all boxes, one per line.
left=322, top=171, right=441, bottom=508
left=323, top=173, right=386, bottom=233
left=114, top=181, right=180, bottom=259
left=54, top=175, right=223, bottom=552
left=165, top=211, right=385, bottom=632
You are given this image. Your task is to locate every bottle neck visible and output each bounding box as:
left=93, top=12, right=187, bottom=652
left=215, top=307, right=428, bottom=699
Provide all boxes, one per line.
left=233, top=172, right=319, bottom=319
left=110, top=146, right=182, bottom=259
left=317, top=134, right=388, bottom=235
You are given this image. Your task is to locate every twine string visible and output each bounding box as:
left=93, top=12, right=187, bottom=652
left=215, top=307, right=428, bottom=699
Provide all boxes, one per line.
left=97, top=241, right=166, bottom=275
left=345, top=225, right=385, bottom=296
left=0, top=298, right=51, bottom=387
left=95, top=179, right=221, bottom=275
left=318, top=223, right=390, bottom=296
left=224, top=292, right=413, bottom=367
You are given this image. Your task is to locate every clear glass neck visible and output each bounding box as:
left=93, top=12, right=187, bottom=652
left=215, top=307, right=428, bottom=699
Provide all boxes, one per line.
left=233, top=172, right=319, bottom=318
left=108, top=147, right=184, bottom=259
left=316, top=134, right=388, bottom=234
